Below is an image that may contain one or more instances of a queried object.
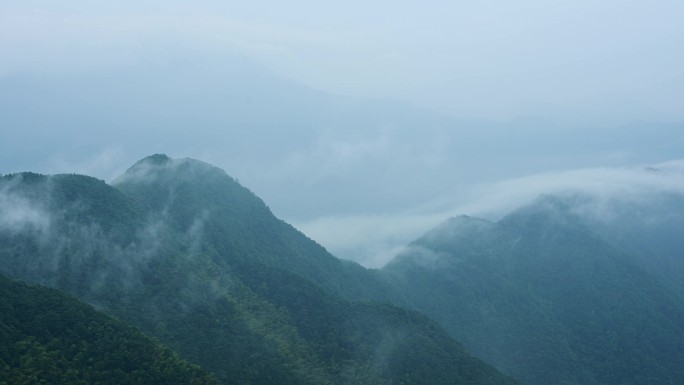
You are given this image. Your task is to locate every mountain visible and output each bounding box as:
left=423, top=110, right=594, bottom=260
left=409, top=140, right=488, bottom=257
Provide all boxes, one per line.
left=0, top=273, right=217, bottom=385
left=382, top=196, right=684, bottom=385
left=112, top=154, right=390, bottom=302
left=0, top=155, right=519, bottom=385
left=562, top=191, right=684, bottom=297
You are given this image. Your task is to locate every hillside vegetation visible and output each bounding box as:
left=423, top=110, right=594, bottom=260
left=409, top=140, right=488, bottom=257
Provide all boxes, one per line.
left=0, top=273, right=216, bottom=385
left=0, top=155, right=518, bottom=385
left=383, top=197, right=684, bottom=385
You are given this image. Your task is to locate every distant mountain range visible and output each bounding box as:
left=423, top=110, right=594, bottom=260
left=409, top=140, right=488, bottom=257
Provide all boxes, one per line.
left=3, top=63, right=684, bottom=225
left=1, top=154, right=683, bottom=384
left=383, top=195, right=684, bottom=385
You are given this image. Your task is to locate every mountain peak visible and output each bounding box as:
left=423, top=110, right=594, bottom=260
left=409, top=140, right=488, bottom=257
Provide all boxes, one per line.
left=418, top=215, right=494, bottom=245
left=112, top=155, right=262, bottom=231
left=114, top=154, right=235, bottom=187
left=140, top=153, right=171, bottom=165
left=122, top=153, right=171, bottom=174
left=443, top=214, right=493, bottom=229
left=499, top=194, right=581, bottom=231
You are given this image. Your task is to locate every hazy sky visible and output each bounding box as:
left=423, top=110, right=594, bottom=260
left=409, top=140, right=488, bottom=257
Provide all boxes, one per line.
left=1, top=1, right=684, bottom=266
left=2, top=0, right=683, bottom=123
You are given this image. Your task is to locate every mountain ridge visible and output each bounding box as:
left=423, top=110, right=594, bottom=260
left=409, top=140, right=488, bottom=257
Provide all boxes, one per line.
left=0, top=154, right=520, bottom=385
left=382, top=196, right=684, bottom=385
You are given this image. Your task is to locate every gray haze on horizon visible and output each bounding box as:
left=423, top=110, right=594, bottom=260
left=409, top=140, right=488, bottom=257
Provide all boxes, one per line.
left=2, top=0, right=683, bottom=124
left=2, top=1, right=684, bottom=266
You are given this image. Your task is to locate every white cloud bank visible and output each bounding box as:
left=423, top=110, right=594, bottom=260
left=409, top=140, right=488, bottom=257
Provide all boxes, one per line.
left=296, top=159, right=684, bottom=268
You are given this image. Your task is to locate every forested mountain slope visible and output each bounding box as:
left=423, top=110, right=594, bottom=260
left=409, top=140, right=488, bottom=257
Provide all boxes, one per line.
left=112, top=154, right=392, bottom=302
left=562, top=192, right=684, bottom=297
left=0, top=273, right=216, bottom=385
left=382, top=196, right=684, bottom=385
left=0, top=155, right=519, bottom=385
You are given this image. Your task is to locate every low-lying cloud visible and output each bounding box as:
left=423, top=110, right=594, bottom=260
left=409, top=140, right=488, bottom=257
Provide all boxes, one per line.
left=0, top=190, right=51, bottom=234
left=296, top=159, right=684, bottom=268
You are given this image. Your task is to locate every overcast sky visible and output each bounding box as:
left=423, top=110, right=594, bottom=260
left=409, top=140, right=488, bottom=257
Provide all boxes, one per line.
left=1, top=1, right=684, bottom=266
left=3, top=0, right=684, bottom=123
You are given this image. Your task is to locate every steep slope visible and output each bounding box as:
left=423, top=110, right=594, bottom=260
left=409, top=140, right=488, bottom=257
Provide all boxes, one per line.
left=383, top=196, right=684, bottom=385
left=0, top=156, right=519, bottom=385
left=0, top=273, right=216, bottom=385
left=112, top=154, right=392, bottom=302
left=563, top=192, right=684, bottom=297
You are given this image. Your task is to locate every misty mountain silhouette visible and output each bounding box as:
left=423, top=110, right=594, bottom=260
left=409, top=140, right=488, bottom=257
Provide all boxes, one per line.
left=383, top=195, right=684, bottom=385
left=3, top=154, right=683, bottom=385
left=0, top=155, right=519, bottom=385
left=570, top=192, right=684, bottom=296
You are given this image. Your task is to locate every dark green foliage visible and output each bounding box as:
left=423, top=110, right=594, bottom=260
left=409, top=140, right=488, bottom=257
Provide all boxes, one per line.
left=0, top=273, right=216, bottom=385
left=114, top=155, right=394, bottom=302
left=383, top=196, right=684, bottom=385
left=234, top=260, right=519, bottom=385
left=0, top=155, right=519, bottom=385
